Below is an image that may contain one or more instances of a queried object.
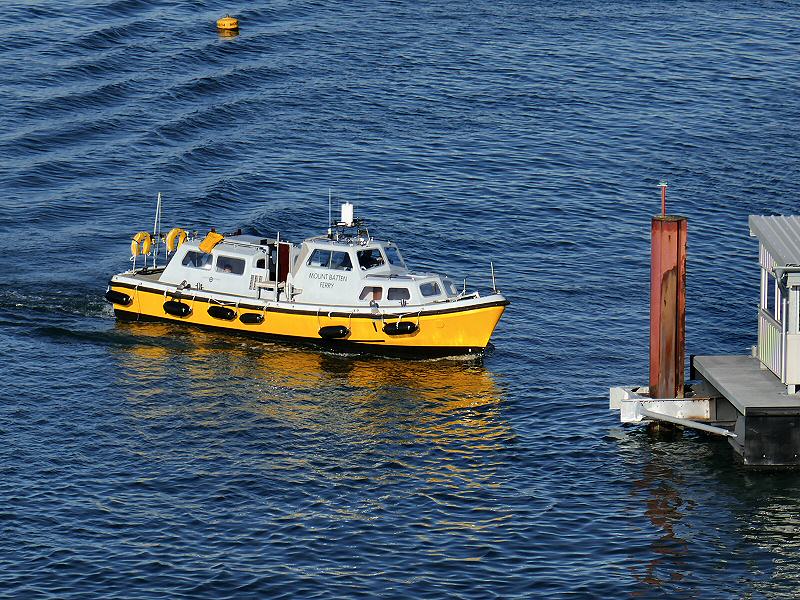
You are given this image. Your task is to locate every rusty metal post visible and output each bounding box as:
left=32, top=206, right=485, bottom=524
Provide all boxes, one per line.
left=650, top=214, right=688, bottom=399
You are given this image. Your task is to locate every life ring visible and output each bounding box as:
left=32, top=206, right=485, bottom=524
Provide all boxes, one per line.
left=166, top=227, right=187, bottom=252
left=130, top=231, right=152, bottom=257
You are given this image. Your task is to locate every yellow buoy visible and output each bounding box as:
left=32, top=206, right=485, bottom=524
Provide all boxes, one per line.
left=216, top=15, right=239, bottom=31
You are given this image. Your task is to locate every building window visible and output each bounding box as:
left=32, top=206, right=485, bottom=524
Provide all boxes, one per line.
left=763, top=270, right=778, bottom=321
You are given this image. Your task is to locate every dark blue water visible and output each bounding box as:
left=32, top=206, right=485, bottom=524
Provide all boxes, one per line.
left=1, top=1, right=799, bottom=597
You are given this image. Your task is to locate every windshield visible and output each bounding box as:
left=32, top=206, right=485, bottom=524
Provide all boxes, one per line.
left=357, top=248, right=384, bottom=270
left=384, top=246, right=405, bottom=268
left=442, top=278, right=459, bottom=297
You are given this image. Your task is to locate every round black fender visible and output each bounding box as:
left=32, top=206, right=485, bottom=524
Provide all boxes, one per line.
left=208, top=305, right=236, bottom=321
left=163, top=300, right=192, bottom=317
left=318, top=325, right=350, bottom=339
left=239, top=312, right=264, bottom=325
left=105, top=289, right=132, bottom=306
left=383, top=321, right=418, bottom=336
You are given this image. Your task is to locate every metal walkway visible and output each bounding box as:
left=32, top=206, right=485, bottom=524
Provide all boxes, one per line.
left=692, top=355, right=800, bottom=415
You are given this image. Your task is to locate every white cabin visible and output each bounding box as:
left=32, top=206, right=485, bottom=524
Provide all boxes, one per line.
left=750, top=215, right=800, bottom=394
left=159, top=234, right=293, bottom=300
left=158, top=232, right=463, bottom=308
left=290, top=236, right=460, bottom=307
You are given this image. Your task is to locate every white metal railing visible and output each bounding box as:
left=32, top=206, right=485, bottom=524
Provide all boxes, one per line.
left=760, top=243, right=775, bottom=271
left=759, top=310, right=783, bottom=379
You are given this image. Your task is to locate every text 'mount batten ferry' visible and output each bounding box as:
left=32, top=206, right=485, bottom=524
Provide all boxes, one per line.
left=105, top=199, right=509, bottom=357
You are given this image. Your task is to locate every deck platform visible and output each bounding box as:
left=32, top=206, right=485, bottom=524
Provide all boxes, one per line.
left=692, top=355, right=800, bottom=466
left=692, top=355, right=800, bottom=415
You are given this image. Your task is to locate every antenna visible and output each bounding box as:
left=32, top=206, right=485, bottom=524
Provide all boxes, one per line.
left=328, top=188, right=332, bottom=237
left=152, top=192, right=162, bottom=269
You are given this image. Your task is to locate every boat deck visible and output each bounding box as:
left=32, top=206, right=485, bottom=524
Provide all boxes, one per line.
left=693, top=355, right=800, bottom=415
left=131, top=270, right=163, bottom=283
left=124, top=269, right=281, bottom=290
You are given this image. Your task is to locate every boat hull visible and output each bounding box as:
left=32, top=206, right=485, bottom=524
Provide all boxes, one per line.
left=107, top=280, right=507, bottom=358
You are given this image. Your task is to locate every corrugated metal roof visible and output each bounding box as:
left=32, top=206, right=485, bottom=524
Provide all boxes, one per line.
left=749, top=215, right=800, bottom=267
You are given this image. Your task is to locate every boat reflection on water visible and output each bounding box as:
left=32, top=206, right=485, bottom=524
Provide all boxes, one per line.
left=112, top=321, right=510, bottom=448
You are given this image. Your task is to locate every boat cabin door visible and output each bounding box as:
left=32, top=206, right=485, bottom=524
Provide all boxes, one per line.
left=277, top=242, right=291, bottom=284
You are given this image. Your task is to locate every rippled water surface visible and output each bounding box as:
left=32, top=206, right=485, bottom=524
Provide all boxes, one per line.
left=1, top=1, right=800, bottom=598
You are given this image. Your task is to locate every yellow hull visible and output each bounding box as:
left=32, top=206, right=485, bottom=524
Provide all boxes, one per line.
left=108, top=282, right=507, bottom=357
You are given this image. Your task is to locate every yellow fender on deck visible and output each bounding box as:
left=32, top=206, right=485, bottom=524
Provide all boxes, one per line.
left=199, top=231, right=224, bottom=253
left=131, top=231, right=152, bottom=257
left=166, top=227, right=187, bottom=252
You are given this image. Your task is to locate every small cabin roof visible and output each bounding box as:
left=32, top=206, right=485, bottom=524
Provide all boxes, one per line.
left=228, top=234, right=271, bottom=246
left=184, top=239, right=262, bottom=258
left=304, top=236, right=395, bottom=249
left=749, top=215, right=800, bottom=268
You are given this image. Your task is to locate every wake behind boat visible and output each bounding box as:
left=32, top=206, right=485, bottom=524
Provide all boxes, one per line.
left=105, top=199, right=508, bottom=357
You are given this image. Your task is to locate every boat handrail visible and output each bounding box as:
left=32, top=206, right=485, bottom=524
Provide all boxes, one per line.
left=215, top=238, right=277, bottom=252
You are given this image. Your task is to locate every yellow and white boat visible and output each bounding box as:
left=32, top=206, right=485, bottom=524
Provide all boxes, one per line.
left=106, top=201, right=508, bottom=358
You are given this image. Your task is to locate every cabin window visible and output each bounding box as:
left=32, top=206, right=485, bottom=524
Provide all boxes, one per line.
left=420, top=282, right=441, bottom=297
left=359, top=286, right=383, bottom=301
left=387, top=288, right=411, bottom=301
left=385, top=247, right=405, bottom=267
left=216, top=256, right=246, bottom=275
left=182, top=251, right=213, bottom=270
left=330, top=252, right=353, bottom=271
left=307, top=249, right=352, bottom=271
left=308, top=249, right=332, bottom=268
left=357, top=248, right=384, bottom=270
left=442, top=278, right=458, bottom=297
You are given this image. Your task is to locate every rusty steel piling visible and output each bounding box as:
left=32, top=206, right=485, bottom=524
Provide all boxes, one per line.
left=649, top=184, right=687, bottom=400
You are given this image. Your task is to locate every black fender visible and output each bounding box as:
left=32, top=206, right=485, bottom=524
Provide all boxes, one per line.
left=163, top=300, right=192, bottom=317
left=208, top=305, right=237, bottom=321
left=239, top=312, right=264, bottom=325
left=105, top=289, right=132, bottom=306
left=383, top=321, right=418, bottom=336
left=319, top=325, right=350, bottom=339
